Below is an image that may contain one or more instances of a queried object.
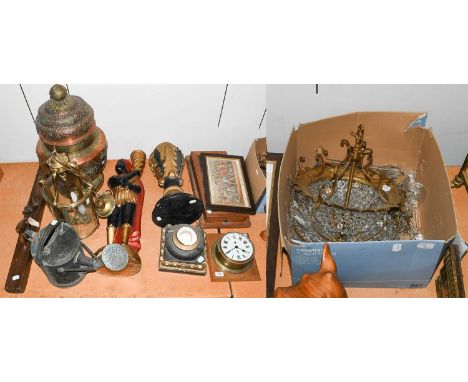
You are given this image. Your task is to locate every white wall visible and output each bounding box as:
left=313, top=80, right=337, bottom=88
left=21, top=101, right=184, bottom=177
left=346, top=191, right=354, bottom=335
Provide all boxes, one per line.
left=0, top=84, right=266, bottom=163
left=266, top=84, right=468, bottom=165
left=3, top=84, right=466, bottom=166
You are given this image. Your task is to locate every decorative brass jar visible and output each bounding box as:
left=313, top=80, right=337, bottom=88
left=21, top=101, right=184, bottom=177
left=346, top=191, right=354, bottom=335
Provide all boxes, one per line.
left=35, top=84, right=107, bottom=190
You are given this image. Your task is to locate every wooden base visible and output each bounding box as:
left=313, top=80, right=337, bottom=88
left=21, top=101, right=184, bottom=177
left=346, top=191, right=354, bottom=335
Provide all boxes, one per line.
left=159, top=226, right=207, bottom=276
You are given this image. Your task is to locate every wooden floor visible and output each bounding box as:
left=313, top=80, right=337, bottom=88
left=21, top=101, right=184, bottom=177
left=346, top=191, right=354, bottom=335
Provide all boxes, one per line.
left=0, top=163, right=466, bottom=297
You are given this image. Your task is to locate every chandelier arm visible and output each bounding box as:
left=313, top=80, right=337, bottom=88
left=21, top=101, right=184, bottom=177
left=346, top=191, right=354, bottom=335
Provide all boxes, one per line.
left=334, top=159, right=351, bottom=181
left=362, top=149, right=373, bottom=167
left=340, top=139, right=351, bottom=148
left=360, top=167, right=376, bottom=182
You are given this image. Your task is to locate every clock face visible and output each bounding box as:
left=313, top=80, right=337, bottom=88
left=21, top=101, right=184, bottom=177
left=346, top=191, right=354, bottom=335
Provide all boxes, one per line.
left=220, top=232, right=254, bottom=262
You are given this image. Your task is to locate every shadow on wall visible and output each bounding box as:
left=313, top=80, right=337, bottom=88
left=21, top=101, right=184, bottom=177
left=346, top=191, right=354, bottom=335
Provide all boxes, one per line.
left=265, top=84, right=468, bottom=165
left=0, top=84, right=267, bottom=163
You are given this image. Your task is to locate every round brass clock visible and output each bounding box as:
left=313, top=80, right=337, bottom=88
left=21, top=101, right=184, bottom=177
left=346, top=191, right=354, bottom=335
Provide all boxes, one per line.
left=212, top=232, right=254, bottom=274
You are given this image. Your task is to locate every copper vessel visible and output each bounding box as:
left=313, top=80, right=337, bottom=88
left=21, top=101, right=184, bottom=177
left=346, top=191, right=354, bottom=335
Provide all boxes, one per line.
left=35, top=84, right=108, bottom=190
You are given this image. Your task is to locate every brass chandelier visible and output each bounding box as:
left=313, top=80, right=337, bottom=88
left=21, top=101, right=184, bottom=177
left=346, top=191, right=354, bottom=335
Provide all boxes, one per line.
left=288, top=125, right=422, bottom=242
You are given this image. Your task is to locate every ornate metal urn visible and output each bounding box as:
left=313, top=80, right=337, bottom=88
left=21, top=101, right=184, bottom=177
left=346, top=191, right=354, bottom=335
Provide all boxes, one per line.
left=35, top=84, right=108, bottom=190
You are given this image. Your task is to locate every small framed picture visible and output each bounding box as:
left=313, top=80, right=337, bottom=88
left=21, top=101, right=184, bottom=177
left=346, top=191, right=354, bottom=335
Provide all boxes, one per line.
left=200, top=153, right=255, bottom=214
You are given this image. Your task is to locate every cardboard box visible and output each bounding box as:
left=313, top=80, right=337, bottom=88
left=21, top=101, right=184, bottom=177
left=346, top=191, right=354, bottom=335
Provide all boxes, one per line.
left=278, top=112, right=463, bottom=288
left=245, top=137, right=267, bottom=213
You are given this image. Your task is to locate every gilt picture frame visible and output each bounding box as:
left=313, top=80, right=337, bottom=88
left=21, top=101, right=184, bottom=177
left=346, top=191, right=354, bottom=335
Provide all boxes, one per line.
left=200, top=153, right=255, bottom=214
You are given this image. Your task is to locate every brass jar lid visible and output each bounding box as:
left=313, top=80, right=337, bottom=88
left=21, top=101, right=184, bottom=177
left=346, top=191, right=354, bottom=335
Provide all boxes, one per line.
left=35, top=84, right=96, bottom=146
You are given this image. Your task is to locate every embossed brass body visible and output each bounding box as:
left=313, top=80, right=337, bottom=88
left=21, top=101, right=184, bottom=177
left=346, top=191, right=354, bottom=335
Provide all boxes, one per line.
left=149, top=142, right=203, bottom=227
left=35, top=84, right=107, bottom=190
